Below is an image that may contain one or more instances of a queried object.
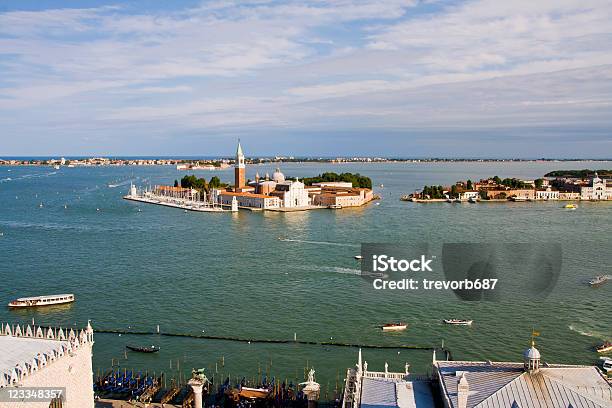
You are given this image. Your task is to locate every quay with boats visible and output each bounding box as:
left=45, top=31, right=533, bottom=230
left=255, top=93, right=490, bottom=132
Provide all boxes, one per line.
left=123, top=183, right=236, bottom=213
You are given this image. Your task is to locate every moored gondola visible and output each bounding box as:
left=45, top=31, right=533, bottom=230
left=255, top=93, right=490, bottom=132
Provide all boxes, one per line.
left=126, top=345, right=160, bottom=353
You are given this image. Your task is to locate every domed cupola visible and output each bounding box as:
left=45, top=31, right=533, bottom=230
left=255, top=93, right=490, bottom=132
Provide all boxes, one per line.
left=272, top=167, right=285, bottom=183
left=523, top=339, right=541, bottom=372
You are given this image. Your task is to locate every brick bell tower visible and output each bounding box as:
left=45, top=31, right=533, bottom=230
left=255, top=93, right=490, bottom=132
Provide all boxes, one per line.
left=234, top=140, right=246, bottom=191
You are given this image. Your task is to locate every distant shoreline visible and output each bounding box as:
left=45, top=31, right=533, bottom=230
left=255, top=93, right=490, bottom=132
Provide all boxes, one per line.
left=1, top=157, right=611, bottom=167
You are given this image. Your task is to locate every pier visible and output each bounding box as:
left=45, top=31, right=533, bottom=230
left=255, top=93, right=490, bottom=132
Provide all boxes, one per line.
left=123, top=184, right=236, bottom=213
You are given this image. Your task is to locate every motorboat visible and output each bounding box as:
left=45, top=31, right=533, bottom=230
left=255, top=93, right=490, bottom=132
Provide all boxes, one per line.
left=564, top=203, right=578, bottom=209
left=126, top=345, right=160, bottom=353
left=8, top=294, right=75, bottom=308
left=596, top=341, right=612, bottom=353
left=328, top=204, right=342, bottom=209
left=381, top=322, right=407, bottom=332
left=600, top=357, right=612, bottom=373
left=443, top=319, right=473, bottom=326
left=589, top=275, right=609, bottom=286
left=468, top=197, right=478, bottom=203
left=354, top=255, right=363, bottom=260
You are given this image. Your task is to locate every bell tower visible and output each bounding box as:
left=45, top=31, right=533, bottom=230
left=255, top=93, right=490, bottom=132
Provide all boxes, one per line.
left=234, top=140, right=246, bottom=191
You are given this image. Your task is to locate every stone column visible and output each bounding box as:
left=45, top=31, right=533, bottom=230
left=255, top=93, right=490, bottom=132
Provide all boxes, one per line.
left=188, top=378, right=204, bottom=408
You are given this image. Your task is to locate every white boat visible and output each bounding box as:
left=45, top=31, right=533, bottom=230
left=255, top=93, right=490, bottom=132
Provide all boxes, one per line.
left=53, top=165, right=60, bottom=170
left=589, top=275, right=610, bottom=286
left=8, top=294, right=75, bottom=308
left=511, top=197, right=528, bottom=202
left=443, top=319, right=473, bottom=326
left=328, top=204, right=342, bottom=209
left=354, top=255, right=363, bottom=260
left=600, top=357, right=612, bottom=373
left=381, top=323, right=407, bottom=332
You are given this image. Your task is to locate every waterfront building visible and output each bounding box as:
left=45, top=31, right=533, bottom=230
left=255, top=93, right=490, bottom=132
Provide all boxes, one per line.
left=342, top=349, right=435, bottom=408
left=218, top=191, right=281, bottom=209
left=0, top=321, right=95, bottom=408
left=234, top=140, right=247, bottom=191
left=271, top=178, right=311, bottom=208
left=484, top=189, right=535, bottom=200
left=457, top=191, right=479, bottom=201
left=314, top=187, right=374, bottom=208
left=535, top=187, right=559, bottom=200
left=559, top=191, right=580, bottom=200
left=580, top=173, right=611, bottom=200
left=434, top=341, right=611, bottom=408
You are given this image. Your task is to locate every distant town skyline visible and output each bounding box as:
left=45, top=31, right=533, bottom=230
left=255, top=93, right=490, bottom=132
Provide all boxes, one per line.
left=1, top=0, right=611, bottom=157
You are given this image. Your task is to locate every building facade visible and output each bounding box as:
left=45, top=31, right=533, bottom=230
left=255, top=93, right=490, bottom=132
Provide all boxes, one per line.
left=0, top=321, right=95, bottom=408
left=581, top=173, right=611, bottom=200
left=219, top=191, right=281, bottom=209
left=271, top=179, right=311, bottom=208
left=535, top=187, right=559, bottom=200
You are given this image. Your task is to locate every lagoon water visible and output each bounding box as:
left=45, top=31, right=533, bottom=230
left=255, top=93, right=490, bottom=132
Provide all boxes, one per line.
left=0, top=161, right=610, bottom=393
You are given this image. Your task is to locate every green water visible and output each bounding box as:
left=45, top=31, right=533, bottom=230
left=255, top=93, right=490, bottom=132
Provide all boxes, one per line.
left=0, top=161, right=610, bottom=394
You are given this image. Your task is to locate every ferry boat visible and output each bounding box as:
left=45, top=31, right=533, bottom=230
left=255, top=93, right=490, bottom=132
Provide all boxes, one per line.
left=443, top=319, right=473, bottom=326
left=381, top=322, right=407, bottom=332
left=8, top=294, right=75, bottom=308
left=596, top=341, right=612, bottom=353
left=589, top=275, right=610, bottom=286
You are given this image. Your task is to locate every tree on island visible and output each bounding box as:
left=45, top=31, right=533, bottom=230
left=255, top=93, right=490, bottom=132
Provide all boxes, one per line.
left=466, top=179, right=473, bottom=190
left=300, top=172, right=372, bottom=189
left=176, top=175, right=228, bottom=197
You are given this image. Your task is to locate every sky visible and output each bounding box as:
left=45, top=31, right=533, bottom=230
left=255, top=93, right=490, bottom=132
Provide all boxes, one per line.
left=0, top=0, right=611, bottom=158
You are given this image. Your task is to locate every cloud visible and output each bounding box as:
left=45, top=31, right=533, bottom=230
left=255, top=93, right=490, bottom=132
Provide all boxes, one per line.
left=0, top=0, right=611, bottom=156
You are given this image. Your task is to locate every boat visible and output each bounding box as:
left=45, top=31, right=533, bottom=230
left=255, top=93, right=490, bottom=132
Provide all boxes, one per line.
left=468, top=197, right=478, bottom=203
left=126, top=345, right=160, bottom=353
left=589, top=275, right=610, bottom=286
left=328, top=204, right=342, bottom=209
left=564, top=203, right=578, bottom=209
left=511, top=197, right=528, bottom=202
left=239, top=387, right=269, bottom=399
left=600, top=357, right=612, bottom=373
left=8, top=294, right=75, bottom=308
left=381, top=323, right=407, bottom=332
left=443, top=319, right=473, bottom=326
left=53, top=165, right=60, bottom=170
left=596, top=341, right=612, bottom=353
left=354, top=255, right=363, bottom=260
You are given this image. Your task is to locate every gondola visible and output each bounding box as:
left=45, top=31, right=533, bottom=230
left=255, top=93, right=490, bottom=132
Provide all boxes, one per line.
left=125, top=345, right=160, bottom=353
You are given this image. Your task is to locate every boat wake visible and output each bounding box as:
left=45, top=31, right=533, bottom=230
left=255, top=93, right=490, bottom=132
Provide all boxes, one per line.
left=298, top=265, right=385, bottom=278
left=108, top=178, right=136, bottom=188
left=279, top=238, right=359, bottom=248
left=568, top=324, right=607, bottom=340
left=0, top=172, right=58, bottom=182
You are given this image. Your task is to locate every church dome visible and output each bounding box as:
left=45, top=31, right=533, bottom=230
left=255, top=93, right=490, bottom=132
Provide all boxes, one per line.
left=272, top=167, right=285, bottom=183
left=524, top=346, right=540, bottom=360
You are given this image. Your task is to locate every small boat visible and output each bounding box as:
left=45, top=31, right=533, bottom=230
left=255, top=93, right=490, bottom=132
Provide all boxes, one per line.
left=39, top=202, right=43, bottom=208
left=354, top=255, right=363, bottom=260
left=589, top=275, right=609, bottom=286
left=511, top=197, right=528, bottom=202
left=468, top=197, right=478, bottom=203
left=596, top=341, right=612, bottom=353
left=600, top=357, right=612, bottom=373
left=564, top=203, right=578, bottom=209
left=444, top=319, right=473, bottom=326
left=53, top=165, right=60, bottom=170
left=328, top=204, right=342, bottom=209
left=381, top=323, right=407, bottom=332
left=8, top=294, right=75, bottom=308
left=126, top=345, right=160, bottom=353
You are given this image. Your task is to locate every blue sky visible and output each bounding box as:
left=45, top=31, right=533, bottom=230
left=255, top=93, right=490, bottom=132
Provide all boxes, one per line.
left=0, top=0, right=611, bottom=157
